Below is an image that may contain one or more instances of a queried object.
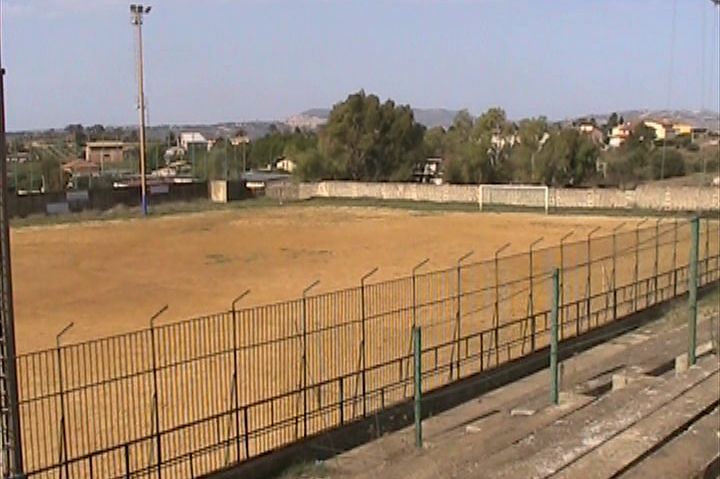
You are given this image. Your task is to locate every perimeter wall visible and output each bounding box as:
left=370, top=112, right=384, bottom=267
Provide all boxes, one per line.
left=267, top=181, right=720, bottom=212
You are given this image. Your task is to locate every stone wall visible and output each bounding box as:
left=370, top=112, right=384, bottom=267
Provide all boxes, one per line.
left=271, top=181, right=720, bottom=212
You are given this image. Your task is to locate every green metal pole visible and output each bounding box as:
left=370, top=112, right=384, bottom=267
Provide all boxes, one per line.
left=550, top=269, right=560, bottom=405
left=688, top=217, right=699, bottom=366
left=704, top=219, right=710, bottom=286
left=413, top=326, right=423, bottom=449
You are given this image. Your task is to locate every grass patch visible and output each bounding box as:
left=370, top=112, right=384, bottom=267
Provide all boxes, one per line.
left=9, top=197, right=284, bottom=228
left=9, top=194, right=715, bottom=229
left=296, top=196, right=712, bottom=220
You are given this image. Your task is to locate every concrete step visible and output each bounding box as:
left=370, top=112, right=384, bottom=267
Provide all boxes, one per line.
left=479, top=364, right=718, bottom=479
left=617, top=407, right=720, bottom=479
left=553, top=370, right=719, bottom=479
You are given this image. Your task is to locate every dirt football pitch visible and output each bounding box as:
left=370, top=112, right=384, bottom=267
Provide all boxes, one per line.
left=12, top=205, right=632, bottom=353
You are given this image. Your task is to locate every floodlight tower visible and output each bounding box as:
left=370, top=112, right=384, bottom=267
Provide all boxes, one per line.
left=131, top=4, right=151, bottom=215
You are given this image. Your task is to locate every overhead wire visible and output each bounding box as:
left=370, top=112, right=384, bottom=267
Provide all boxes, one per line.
left=660, top=0, right=679, bottom=180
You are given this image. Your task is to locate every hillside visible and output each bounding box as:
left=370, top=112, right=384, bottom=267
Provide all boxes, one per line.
left=300, top=108, right=461, bottom=129
left=581, top=109, right=720, bottom=130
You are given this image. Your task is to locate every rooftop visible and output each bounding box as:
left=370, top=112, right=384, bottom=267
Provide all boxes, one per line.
left=85, top=141, right=125, bottom=148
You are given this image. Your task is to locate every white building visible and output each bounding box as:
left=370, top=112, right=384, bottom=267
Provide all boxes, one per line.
left=180, top=132, right=209, bottom=152
left=275, top=158, right=297, bottom=173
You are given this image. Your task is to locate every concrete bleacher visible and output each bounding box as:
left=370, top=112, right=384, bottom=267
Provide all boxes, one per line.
left=312, top=303, right=720, bottom=479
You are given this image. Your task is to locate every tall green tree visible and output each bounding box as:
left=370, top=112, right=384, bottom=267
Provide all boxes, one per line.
left=318, top=91, right=425, bottom=181
left=508, top=117, right=548, bottom=183
left=535, top=129, right=598, bottom=186
left=423, top=126, right=446, bottom=158
left=41, top=157, right=65, bottom=192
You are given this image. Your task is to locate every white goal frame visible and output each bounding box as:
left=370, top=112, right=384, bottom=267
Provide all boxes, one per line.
left=478, top=184, right=550, bottom=214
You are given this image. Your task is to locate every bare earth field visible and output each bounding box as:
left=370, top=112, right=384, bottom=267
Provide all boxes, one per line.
left=12, top=206, right=630, bottom=353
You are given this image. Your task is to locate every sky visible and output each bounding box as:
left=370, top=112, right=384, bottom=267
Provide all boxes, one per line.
left=1, top=0, right=719, bottom=131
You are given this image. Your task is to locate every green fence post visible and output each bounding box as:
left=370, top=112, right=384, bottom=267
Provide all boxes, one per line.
left=634, top=218, right=648, bottom=311
left=673, top=219, right=678, bottom=297
left=586, top=227, right=601, bottom=332
left=413, top=326, right=423, bottom=449
left=559, top=231, right=574, bottom=341
left=688, top=217, right=699, bottom=366
left=454, top=251, right=473, bottom=380
left=550, top=269, right=560, bottom=405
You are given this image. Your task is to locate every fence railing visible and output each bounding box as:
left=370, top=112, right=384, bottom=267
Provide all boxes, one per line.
left=14, top=219, right=720, bottom=478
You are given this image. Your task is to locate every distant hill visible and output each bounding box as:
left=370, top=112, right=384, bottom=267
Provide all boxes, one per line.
left=300, top=108, right=461, bottom=129
left=144, top=122, right=286, bottom=142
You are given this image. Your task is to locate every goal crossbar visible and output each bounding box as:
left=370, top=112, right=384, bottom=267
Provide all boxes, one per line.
left=478, top=184, right=550, bottom=214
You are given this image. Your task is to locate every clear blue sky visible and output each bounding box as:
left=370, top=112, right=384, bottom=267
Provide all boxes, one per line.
left=2, top=0, right=719, bottom=131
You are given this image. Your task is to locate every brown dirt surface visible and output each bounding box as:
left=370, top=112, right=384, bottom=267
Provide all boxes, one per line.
left=12, top=206, right=629, bottom=353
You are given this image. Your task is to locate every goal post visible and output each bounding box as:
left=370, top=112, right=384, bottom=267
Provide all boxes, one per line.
left=478, top=184, right=550, bottom=214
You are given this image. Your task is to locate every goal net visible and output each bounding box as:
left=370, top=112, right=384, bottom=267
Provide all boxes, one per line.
left=478, top=184, right=550, bottom=214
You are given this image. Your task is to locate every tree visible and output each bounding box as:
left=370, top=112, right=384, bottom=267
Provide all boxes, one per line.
left=318, top=91, right=425, bottom=181
left=166, top=130, right=177, bottom=147
left=423, top=126, right=446, bottom=158
left=65, top=124, right=86, bottom=150
left=606, top=112, right=619, bottom=130
left=87, top=124, right=106, bottom=141
left=448, top=110, right=474, bottom=138
left=624, top=123, right=656, bottom=151
left=439, top=108, right=519, bottom=184
left=40, top=157, right=65, bottom=192
left=508, top=117, right=548, bottom=183
left=249, top=130, right=318, bottom=171
left=650, top=148, right=685, bottom=179
left=294, top=149, right=334, bottom=181
left=206, top=142, right=228, bottom=180
left=535, top=128, right=598, bottom=186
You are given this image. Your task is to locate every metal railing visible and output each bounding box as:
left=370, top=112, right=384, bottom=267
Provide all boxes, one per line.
left=13, top=219, right=720, bottom=478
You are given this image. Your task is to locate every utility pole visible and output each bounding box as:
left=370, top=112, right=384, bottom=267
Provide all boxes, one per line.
left=131, top=4, right=151, bottom=215
left=0, top=25, right=25, bottom=478
left=242, top=139, right=248, bottom=174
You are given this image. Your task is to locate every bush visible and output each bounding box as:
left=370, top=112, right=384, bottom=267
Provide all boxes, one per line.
left=649, top=149, right=685, bottom=180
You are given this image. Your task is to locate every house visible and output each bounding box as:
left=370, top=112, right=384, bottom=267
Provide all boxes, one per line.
left=609, top=124, right=632, bottom=148
left=491, top=133, right=518, bottom=149
left=643, top=120, right=675, bottom=141
left=275, top=157, right=297, bottom=173
left=179, top=132, right=209, bottom=152
left=63, top=159, right=100, bottom=177
left=574, top=119, right=597, bottom=134
left=672, top=123, right=694, bottom=136
left=413, top=158, right=443, bottom=184
left=85, top=141, right=126, bottom=165
left=164, top=146, right=185, bottom=163
left=230, top=135, right=250, bottom=147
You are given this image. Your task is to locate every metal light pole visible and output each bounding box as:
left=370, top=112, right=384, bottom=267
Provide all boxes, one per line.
left=131, top=4, right=151, bottom=215
left=0, top=25, right=24, bottom=477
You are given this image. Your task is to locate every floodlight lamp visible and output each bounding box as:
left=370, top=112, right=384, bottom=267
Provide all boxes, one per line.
left=145, top=6, right=152, bottom=13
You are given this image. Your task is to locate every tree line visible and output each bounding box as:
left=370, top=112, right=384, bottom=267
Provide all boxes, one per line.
left=269, top=91, right=717, bottom=187
left=9, top=91, right=716, bottom=192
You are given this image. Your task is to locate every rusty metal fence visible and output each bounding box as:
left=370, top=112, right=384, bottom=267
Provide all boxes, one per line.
left=14, top=219, right=720, bottom=478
